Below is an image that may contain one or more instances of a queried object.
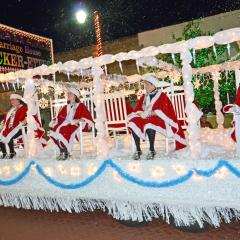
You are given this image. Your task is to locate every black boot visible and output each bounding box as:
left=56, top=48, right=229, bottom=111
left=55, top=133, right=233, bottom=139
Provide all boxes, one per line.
left=61, top=151, right=69, bottom=160
left=8, top=151, right=16, bottom=159
left=59, top=144, right=69, bottom=161
left=146, top=129, right=156, bottom=160
left=56, top=148, right=64, bottom=161
left=8, top=140, right=16, bottom=159
left=0, top=142, right=7, bottom=159
left=132, top=150, right=142, bottom=160
left=146, top=150, right=156, bottom=160
left=0, top=153, right=7, bottom=159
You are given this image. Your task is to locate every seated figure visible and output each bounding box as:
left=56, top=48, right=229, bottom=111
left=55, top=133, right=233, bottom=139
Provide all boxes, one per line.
left=49, top=87, right=94, bottom=160
left=128, top=74, right=186, bottom=160
left=0, top=94, right=27, bottom=159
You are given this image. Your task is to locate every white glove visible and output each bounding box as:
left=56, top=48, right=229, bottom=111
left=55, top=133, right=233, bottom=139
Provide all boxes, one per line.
left=71, top=119, right=79, bottom=126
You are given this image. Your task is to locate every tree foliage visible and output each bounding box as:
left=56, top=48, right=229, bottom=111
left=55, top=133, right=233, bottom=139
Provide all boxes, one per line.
left=171, top=20, right=239, bottom=113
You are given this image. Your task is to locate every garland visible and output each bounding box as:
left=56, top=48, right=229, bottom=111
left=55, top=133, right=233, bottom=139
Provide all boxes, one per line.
left=1, top=159, right=240, bottom=189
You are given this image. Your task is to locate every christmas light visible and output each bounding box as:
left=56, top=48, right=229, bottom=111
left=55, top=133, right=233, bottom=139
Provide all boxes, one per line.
left=214, top=168, right=228, bottom=179
left=93, top=11, right=103, bottom=57
left=127, top=162, right=141, bottom=173
left=151, top=166, right=165, bottom=178
left=3, top=166, right=10, bottom=177
left=172, top=164, right=186, bottom=175
left=87, top=163, right=97, bottom=175
left=14, top=161, right=24, bottom=173
left=39, top=97, right=49, bottom=109
left=0, top=24, right=52, bottom=48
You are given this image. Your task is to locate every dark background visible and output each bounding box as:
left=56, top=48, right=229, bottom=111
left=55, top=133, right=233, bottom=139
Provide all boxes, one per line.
left=1, top=0, right=240, bottom=52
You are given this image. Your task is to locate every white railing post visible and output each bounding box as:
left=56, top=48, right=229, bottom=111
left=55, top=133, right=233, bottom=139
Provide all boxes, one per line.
left=92, top=66, right=109, bottom=159
left=235, top=68, right=240, bottom=91
left=212, top=71, right=224, bottom=128
left=181, top=50, right=202, bottom=159
left=23, top=78, right=39, bottom=158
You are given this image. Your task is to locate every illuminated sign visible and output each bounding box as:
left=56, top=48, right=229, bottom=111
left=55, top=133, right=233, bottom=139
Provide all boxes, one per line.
left=0, top=24, right=54, bottom=73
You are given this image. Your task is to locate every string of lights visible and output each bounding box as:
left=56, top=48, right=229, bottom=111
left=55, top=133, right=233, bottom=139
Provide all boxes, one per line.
left=93, top=11, right=103, bottom=57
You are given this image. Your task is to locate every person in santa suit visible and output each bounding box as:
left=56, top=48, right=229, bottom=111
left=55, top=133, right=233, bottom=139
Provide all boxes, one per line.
left=0, top=94, right=27, bottom=159
left=49, top=87, right=94, bottom=160
left=128, top=74, right=187, bottom=160
left=223, top=86, right=240, bottom=142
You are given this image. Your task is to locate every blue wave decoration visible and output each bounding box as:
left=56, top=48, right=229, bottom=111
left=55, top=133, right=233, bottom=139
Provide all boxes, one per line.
left=0, top=159, right=240, bottom=189
left=35, top=160, right=108, bottom=189
left=0, top=161, right=34, bottom=186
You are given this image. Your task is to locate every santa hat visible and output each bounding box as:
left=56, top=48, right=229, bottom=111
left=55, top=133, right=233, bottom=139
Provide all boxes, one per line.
left=67, top=87, right=80, bottom=98
left=142, top=74, right=159, bottom=87
left=223, top=86, right=240, bottom=113
left=10, top=94, right=23, bottom=101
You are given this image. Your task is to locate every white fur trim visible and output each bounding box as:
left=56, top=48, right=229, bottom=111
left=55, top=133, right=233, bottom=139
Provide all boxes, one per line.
left=142, top=74, right=159, bottom=87
left=49, top=119, right=93, bottom=152
left=127, top=112, right=142, bottom=121
left=67, top=87, right=80, bottom=98
left=49, top=130, right=76, bottom=152
left=10, top=94, right=22, bottom=101
left=0, top=124, right=23, bottom=144
left=81, top=118, right=94, bottom=128
left=155, top=110, right=178, bottom=129
left=128, top=122, right=146, bottom=140
left=149, top=90, right=163, bottom=108
left=144, top=123, right=187, bottom=146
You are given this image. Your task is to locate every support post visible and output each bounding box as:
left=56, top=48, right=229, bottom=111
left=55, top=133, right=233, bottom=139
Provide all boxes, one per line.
left=181, top=50, right=202, bottom=159
left=23, top=79, right=40, bottom=158
left=92, top=66, right=109, bottom=159
left=212, top=71, right=224, bottom=128
left=235, top=68, right=240, bottom=91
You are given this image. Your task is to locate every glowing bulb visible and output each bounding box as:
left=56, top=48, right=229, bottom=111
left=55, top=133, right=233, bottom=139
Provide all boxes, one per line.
left=76, top=10, right=87, bottom=24
left=87, top=163, right=97, bottom=175
left=172, top=164, right=186, bottom=175
left=3, top=166, right=10, bottom=177
left=214, top=168, right=228, bottom=179
left=40, top=85, right=49, bottom=94
left=151, top=166, right=165, bottom=179
left=14, top=162, right=24, bottom=173
left=127, top=162, right=141, bottom=173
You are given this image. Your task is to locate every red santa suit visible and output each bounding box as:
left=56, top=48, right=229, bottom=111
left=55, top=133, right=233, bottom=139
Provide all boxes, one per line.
left=0, top=104, right=27, bottom=144
left=223, top=86, right=240, bottom=142
left=50, top=102, right=94, bottom=152
left=33, top=114, right=47, bottom=147
left=128, top=90, right=187, bottom=150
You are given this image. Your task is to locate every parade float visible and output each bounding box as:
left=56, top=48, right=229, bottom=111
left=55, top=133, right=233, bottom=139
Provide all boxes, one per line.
left=0, top=27, right=240, bottom=229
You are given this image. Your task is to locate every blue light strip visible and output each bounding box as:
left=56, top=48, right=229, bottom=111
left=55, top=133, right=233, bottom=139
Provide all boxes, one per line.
left=0, top=159, right=239, bottom=189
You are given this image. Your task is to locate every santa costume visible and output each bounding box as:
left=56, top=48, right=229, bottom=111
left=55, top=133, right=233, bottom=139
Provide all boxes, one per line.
left=0, top=94, right=28, bottom=158
left=128, top=74, right=187, bottom=159
left=49, top=87, right=94, bottom=160
left=223, top=86, right=240, bottom=142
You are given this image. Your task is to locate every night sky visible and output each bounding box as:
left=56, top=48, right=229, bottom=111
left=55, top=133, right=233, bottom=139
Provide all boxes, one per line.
left=1, top=0, right=240, bottom=52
